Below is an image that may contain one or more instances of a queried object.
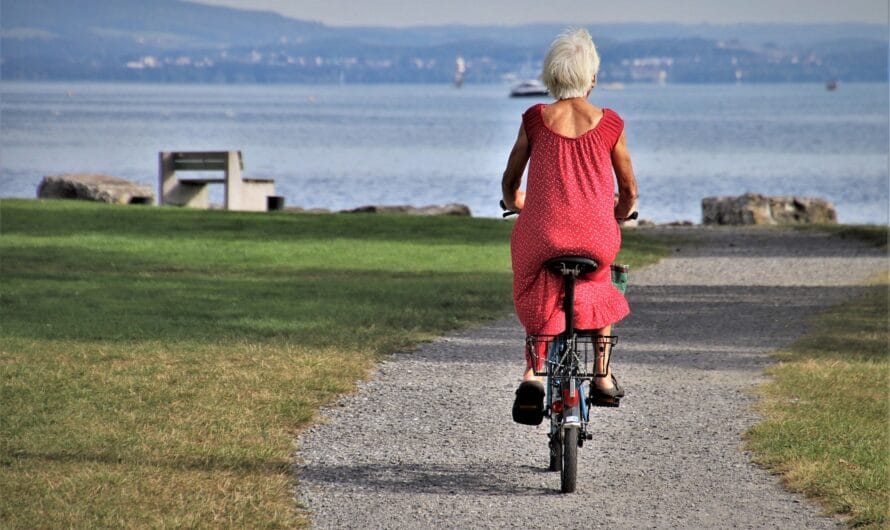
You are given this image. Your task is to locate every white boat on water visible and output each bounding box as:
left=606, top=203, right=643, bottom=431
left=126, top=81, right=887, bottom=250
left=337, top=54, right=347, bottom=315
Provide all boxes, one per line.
left=454, top=56, right=465, bottom=88
left=509, top=79, right=549, bottom=97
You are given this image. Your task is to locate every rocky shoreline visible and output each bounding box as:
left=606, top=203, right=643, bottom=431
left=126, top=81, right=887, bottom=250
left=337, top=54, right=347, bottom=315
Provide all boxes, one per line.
left=35, top=174, right=848, bottom=226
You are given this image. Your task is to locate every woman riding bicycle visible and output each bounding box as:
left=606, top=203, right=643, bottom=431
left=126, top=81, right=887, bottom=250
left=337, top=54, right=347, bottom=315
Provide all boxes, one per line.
left=501, top=28, right=638, bottom=421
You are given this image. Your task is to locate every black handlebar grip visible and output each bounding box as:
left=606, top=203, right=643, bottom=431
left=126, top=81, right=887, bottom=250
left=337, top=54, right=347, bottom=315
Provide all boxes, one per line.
left=500, top=199, right=518, bottom=217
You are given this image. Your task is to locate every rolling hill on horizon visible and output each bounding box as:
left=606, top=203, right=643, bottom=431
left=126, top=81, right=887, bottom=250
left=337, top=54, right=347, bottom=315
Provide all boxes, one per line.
left=2, top=0, right=887, bottom=83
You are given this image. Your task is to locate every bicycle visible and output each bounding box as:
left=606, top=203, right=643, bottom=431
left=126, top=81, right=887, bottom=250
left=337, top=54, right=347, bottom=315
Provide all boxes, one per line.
left=502, top=201, right=634, bottom=493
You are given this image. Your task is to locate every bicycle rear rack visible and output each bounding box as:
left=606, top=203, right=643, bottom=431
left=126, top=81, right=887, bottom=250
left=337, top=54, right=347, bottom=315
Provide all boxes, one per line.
left=526, top=334, right=618, bottom=378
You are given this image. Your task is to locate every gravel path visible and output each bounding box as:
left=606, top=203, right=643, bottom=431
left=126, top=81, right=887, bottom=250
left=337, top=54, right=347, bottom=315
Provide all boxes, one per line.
left=295, top=227, right=886, bottom=529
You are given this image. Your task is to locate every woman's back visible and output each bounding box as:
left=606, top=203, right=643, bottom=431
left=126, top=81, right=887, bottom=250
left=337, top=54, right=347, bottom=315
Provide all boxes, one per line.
left=519, top=102, right=623, bottom=241
left=540, top=99, right=604, bottom=139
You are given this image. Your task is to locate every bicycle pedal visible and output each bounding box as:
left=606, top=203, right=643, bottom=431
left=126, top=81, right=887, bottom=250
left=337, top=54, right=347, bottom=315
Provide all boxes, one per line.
left=588, top=397, right=620, bottom=408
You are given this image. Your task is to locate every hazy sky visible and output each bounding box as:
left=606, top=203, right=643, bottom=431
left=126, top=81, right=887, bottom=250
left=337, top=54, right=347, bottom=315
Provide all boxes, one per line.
left=193, top=0, right=889, bottom=26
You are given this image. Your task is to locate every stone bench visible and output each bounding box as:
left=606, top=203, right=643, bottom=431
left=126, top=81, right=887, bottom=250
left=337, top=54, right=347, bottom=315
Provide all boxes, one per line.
left=158, top=150, right=277, bottom=212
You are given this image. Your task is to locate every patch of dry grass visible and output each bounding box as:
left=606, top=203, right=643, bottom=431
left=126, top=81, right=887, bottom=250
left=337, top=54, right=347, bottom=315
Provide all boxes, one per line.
left=746, top=278, right=889, bottom=528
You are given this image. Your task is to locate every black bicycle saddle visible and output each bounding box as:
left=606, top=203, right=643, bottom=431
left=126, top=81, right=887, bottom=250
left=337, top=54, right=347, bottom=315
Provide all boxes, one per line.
left=544, top=256, right=599, bottom=276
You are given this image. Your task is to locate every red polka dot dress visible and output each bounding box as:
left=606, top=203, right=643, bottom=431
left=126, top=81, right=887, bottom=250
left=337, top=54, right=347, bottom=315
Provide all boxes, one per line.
left=511, top=103, right=630, bottom=347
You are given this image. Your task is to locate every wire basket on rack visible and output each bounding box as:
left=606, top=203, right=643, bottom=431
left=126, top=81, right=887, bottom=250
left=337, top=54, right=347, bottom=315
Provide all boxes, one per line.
left=526, top=334, right=618, bottom=378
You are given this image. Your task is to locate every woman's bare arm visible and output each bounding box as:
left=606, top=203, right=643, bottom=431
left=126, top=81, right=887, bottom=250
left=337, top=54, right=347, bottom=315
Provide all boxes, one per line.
left=501, top=124, right=531, bottom=211
left=611, top=131, right=638, bottom=219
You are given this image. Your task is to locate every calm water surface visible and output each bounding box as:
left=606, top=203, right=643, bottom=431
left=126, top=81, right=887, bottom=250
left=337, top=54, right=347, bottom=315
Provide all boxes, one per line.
left=1, top=82, right=887, bottom=223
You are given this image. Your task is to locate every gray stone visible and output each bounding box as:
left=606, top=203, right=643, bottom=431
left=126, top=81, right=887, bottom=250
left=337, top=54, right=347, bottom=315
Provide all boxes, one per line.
left=37, top=174, right=154, bottom=205
left=340, top=203, right=472, bottom=216
left=285, top=206, right=333, bottom=214
left=702, top=193, right=836, bottom=225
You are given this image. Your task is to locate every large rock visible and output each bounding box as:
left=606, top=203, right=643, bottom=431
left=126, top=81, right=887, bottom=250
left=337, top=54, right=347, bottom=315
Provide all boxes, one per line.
left=702, top=193, right=836, bottom=225
left=37, top=174, right=154, bottom=205
left=340, top=203, right=472, bottom=216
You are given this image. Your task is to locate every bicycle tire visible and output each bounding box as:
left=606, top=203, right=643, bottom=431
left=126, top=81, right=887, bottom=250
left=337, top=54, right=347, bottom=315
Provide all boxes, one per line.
left=561, top=425, right=579, bottom=493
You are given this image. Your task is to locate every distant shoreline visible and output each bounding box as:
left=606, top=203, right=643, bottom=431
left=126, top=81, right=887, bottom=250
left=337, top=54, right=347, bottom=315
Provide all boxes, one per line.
left=2, top=80, right=889, bottom=87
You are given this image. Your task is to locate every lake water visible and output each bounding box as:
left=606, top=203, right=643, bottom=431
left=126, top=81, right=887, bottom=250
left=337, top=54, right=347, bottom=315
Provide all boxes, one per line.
left=1, top=82, right=887, bottom=223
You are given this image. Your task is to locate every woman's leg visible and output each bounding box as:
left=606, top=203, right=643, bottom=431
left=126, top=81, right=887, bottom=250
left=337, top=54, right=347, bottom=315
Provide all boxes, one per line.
left=523, top=340, right=545, bottom=381
left=592, top=324, right=617, bottom=390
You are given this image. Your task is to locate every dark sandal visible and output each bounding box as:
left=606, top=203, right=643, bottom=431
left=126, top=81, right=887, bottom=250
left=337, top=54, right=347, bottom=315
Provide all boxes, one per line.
left=588, top=375, right=624, bottom=408
left=512, top=380, right=545, bottom=425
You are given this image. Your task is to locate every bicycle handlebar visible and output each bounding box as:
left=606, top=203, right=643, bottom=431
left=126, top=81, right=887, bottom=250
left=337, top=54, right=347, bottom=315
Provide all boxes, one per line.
left=499, top=200, right=638, bottom=222
left=499, top=199, right=517, bottom=217
left=616, top=211, right=639, bottom=222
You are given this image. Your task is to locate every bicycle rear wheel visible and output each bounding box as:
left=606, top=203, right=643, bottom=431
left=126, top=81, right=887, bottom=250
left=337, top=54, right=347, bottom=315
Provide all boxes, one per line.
left=560, top=425, right=579, bottom=493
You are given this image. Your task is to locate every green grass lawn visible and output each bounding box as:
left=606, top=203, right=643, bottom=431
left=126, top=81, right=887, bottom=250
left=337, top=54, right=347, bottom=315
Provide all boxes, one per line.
left=0, top=199, right=666, bottom=528
left=746, top=265, right=889, bottom=527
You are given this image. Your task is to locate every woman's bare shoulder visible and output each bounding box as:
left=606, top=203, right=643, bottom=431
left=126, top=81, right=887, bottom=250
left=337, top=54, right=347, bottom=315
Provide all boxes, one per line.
left=542, top=100, right=604, bottom=136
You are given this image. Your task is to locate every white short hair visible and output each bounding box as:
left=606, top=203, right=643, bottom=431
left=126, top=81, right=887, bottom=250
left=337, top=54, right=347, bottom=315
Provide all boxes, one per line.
left=541, top=28, right=600, bottom=100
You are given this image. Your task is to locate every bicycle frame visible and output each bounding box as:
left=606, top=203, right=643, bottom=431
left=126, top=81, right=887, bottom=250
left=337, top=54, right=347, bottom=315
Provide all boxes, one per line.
left=525, top=262, right=628, bottom=492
